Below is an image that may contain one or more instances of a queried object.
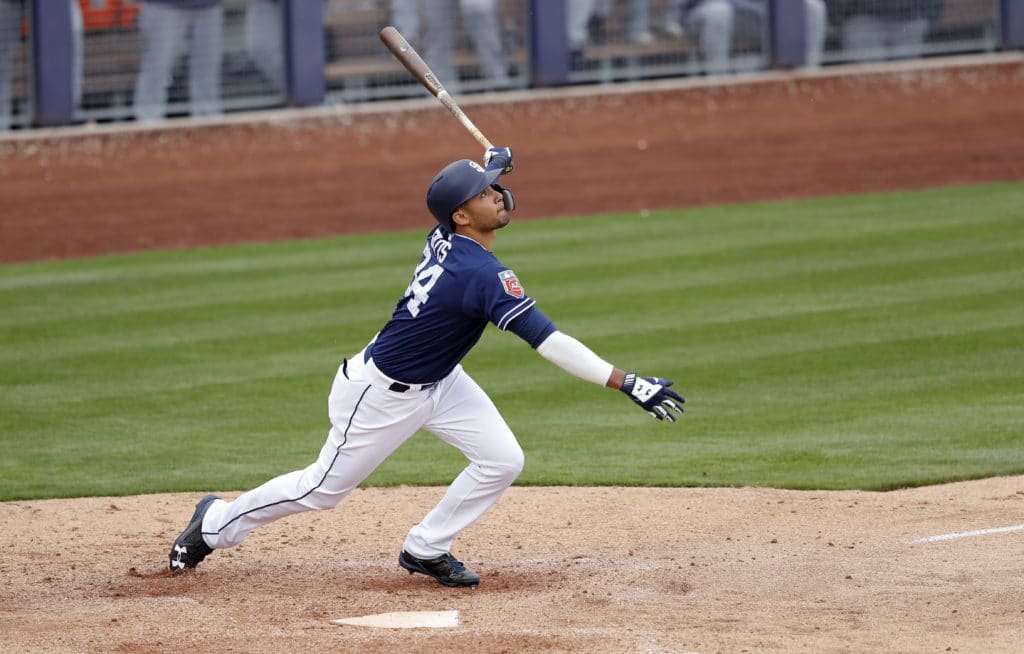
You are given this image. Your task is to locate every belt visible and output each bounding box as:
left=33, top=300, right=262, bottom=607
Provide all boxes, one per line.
left=386, top=380, right=437, bottom=393
left=362, top=342, right=437, bottom=393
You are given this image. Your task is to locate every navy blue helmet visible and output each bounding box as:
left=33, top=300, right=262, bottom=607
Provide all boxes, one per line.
left=426, top=159, right=513, bottom=231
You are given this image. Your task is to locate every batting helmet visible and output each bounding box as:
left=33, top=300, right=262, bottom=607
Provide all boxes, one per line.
left=426, top=159, right=510, bottom=231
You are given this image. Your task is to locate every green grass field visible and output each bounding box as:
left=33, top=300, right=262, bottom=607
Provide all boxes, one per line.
left=2, top=181, right=1022, bottom=500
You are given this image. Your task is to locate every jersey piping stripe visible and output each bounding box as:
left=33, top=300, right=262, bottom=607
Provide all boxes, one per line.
left=202, top=384, right=373, bottom=537
left=497, top=299, right=535, bottom=331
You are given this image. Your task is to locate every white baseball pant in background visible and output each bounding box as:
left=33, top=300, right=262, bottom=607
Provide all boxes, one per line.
left=133, top=1, right=223, bottom=122
left=245, top=0, right=285, bottom=91
left=387, top=0, right=510, bottom=92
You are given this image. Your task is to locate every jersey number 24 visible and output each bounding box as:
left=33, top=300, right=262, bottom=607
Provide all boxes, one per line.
left=405, top=251, right=444, bottom=317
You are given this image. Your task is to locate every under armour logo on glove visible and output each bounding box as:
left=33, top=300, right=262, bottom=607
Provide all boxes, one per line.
left=621, top=373, right=685, bottom=422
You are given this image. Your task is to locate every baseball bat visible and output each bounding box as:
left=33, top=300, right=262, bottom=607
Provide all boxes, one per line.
left=379, top=25, right=494, bottom=151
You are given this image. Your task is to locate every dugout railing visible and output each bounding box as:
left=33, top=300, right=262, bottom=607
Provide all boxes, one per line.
left=2, top=0, right=1020, bottom=132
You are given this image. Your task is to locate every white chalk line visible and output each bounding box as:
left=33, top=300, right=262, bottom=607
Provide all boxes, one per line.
left=909, top=524, right=1024, bottom=544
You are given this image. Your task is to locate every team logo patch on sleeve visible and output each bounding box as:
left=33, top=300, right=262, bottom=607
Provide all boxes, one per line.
left=498, top=269, right=525, bottom=298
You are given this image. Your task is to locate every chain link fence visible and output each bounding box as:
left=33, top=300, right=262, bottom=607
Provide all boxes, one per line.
left=1, top=0, right=32, bottom=130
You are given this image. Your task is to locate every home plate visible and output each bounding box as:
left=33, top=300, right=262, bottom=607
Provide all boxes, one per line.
left=332, top=610, right=459, bottom=629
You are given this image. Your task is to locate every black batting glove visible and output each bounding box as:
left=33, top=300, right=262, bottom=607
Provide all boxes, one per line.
left=620, top=373, right=685, bottom=422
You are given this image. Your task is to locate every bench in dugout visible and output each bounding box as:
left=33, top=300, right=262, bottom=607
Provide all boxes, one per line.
left=322, top=0, right=529, bottom=101
left=570, top=0, right=761, bottom=83
left=929, top=0, right=1000, bottom=46
left=578, top=0, right=1002, bottom=80
left=80, top=27, right=142, bottom=116
left=824, top=0, right=1000, bottom=57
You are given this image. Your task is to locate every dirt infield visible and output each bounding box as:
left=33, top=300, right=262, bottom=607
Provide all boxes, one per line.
left=2, top=55, right=1024, bottom=652
left=2, top=480, right=1024, bottom=653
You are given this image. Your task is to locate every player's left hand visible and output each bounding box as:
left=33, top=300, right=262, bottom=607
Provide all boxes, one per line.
left=484, top=146, right=513, bottom=174
left=620, top=373, right=685, bottom=421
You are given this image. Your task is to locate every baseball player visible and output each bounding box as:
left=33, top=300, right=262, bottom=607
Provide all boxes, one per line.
left=168, top=148, right=684, bottom=587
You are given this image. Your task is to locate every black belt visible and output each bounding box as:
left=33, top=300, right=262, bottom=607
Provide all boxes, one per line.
left=362, top=343, right=437, bottom=393
left=387, top=380, right=437, bottom=393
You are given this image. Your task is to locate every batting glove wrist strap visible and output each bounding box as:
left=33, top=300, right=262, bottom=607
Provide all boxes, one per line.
left=483, top=146, right=514, bottom=174
left=620, top=373, right=685, bottom=422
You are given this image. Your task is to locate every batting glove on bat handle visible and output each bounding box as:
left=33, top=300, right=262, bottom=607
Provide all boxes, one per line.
left=620, top=373, right=685, bottom=422
left=484, top=146, right=513, bottom=174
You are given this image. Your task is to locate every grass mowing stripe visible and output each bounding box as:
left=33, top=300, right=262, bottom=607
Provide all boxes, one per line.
left=0, top=253, right=410, bottom=328
left=504, top=184, right=1020, bottom=263
left=0, top=298, right=383, bottom=365
left=467, top=290, right=1022, bottom=379
left=14, top=243, right=1012, bottom=368
left=1, top=181, right=1022, bottom=499
left=520, top=208, right=1019, bottom=263
left=0, top=235, right=415, bottom=290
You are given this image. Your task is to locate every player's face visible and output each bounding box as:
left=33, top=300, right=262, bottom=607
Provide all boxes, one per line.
left=457, top=185, right=510, bottom=232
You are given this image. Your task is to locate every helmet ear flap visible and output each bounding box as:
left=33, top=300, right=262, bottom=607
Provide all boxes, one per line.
left=492, top=184, right=515, bottom=212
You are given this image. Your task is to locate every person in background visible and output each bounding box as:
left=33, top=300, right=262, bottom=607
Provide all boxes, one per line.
left=661, top=0, right=826, bottom=73
left=132, top=0, right=223, bottom=122
left=0, top=0, right=81, bottom=130
left=567, top=0, right=654, bottom=51
left=389, top=0, right=419, bottom=42
left=390, top=0, right=510, bottom=92
left=660, top=0, right=733, bottom=74
left=732, top=0, right=826, bottom=68
left=828, top=0, right=944, bottom=61
left=245, top=0, right=284, bottom=92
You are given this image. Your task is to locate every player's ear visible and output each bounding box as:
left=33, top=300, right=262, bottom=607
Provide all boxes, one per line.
left=451, top=208, right=471, bottom=229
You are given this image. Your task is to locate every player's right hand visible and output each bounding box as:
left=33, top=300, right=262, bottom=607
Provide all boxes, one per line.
left=620, top=373, right=685, bottom=421
left=484, top=146, right=513, bottom=174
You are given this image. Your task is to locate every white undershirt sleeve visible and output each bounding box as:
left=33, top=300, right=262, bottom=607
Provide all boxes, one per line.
left=535, top=330, right=615, bottom=387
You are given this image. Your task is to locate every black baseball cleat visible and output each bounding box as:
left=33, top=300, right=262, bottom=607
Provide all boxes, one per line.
left=399, top=550, right=480, bottom=587
left=169, top=494, right=219, bottom=572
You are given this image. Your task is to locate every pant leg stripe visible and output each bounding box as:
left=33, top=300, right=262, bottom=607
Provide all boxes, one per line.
left=204, top=384, right=373, bottom=536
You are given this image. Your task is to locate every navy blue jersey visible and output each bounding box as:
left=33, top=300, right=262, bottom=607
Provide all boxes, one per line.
left=370, top=226, right=555, bottom=384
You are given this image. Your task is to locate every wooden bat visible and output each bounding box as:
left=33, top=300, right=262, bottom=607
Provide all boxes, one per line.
left=379, top=25, right=494, bottom=150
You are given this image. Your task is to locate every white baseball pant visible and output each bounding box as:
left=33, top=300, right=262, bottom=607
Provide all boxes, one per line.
left=200, top=346, right=524, bottom=560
